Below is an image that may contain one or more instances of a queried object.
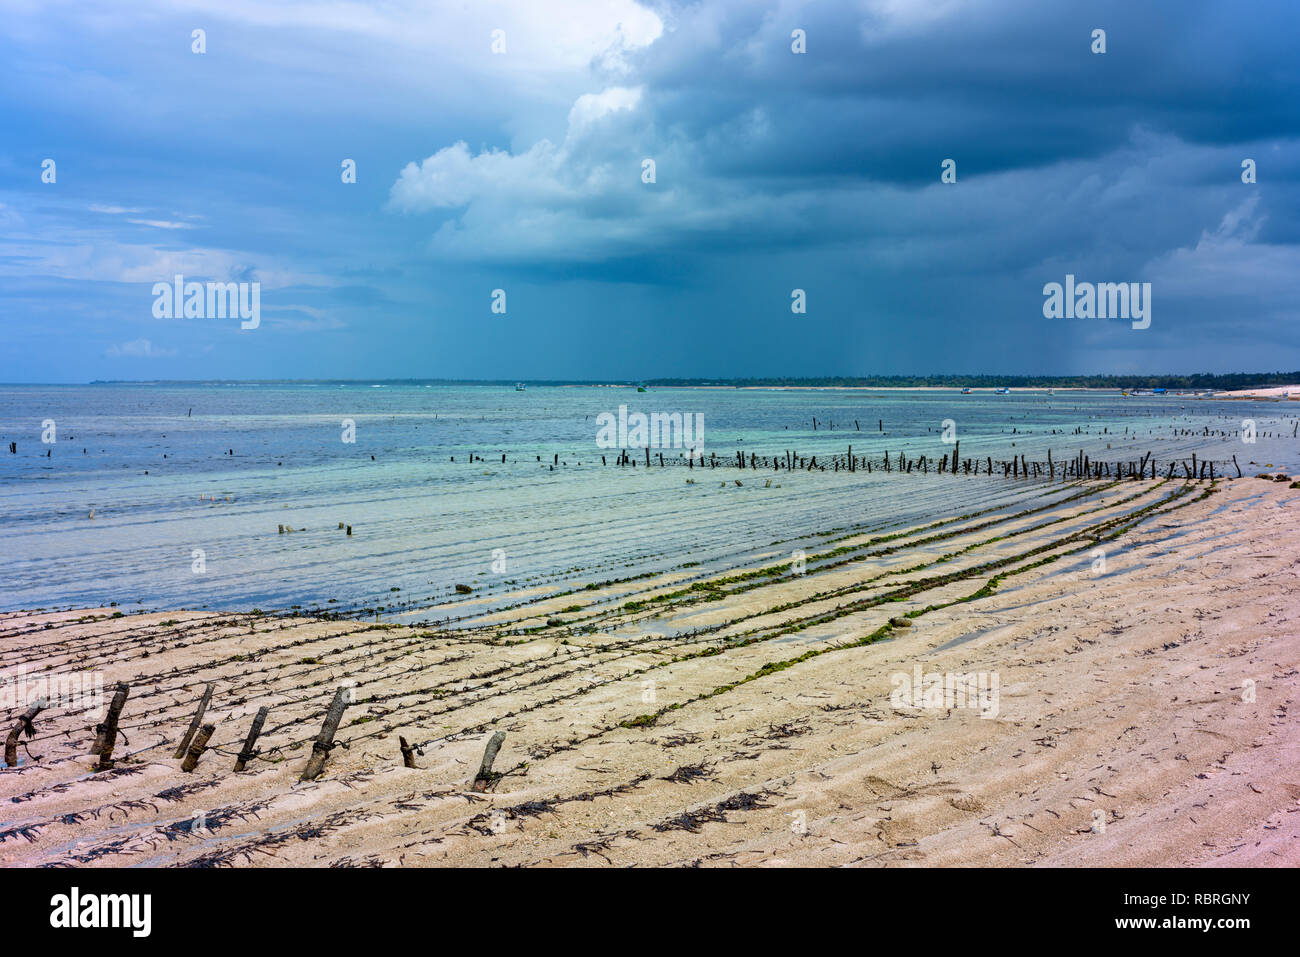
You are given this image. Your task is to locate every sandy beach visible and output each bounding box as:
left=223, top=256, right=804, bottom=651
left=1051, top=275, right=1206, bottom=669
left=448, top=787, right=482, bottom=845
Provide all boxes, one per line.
left=1, top=472, right=1296, bottom=868
left=1213, top=385, right=1300, bottom=400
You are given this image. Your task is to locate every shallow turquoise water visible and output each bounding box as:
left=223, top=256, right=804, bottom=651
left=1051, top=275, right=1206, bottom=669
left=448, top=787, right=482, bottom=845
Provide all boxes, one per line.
left=1, top=383, right=1295, bottom=614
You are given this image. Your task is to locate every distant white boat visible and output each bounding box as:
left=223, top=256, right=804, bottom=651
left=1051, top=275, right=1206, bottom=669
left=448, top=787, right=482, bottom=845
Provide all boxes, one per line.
left=515, top=383, right=526, bottom=392
left=995, top=387, right=1010, bottom=395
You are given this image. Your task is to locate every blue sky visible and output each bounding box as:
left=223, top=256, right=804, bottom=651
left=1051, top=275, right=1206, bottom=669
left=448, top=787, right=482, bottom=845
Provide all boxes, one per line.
left=2, top=0, right=1298, bottom=383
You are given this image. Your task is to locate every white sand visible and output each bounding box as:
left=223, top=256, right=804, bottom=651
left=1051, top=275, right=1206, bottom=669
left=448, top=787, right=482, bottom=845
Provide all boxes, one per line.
left=1, top=475, right=1296, bottom=867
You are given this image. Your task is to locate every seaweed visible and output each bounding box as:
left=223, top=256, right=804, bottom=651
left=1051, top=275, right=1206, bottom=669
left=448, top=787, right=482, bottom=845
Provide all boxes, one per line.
left=661, top=762, right=715, bottom=785
left=652, top=790, right=775, bottom=833
left=0, top=823, right=42, bottom=844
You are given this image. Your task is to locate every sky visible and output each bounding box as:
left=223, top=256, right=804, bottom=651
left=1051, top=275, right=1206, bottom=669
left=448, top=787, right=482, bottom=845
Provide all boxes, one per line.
left=1, top=0, right=1298, bottom=383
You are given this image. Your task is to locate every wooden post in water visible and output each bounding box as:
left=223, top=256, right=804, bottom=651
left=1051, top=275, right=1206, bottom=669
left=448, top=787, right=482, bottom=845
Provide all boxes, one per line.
left=181, top=723, right=215, bottom=772
left=91, top=683, right=129, bottom=758
left=234, top=706, right=269, bottom=771
left=471, top=731, right=507, bottom=792
left=174, top=683, right=214, bottom=759
left=4, top=698, right=45, bottom=767
left=300, top=686, right=350, bottom=782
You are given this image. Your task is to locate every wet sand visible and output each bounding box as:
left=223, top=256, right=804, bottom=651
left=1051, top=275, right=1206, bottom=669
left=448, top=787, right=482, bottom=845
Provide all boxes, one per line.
left=1, top=474, right=1297, bottom=867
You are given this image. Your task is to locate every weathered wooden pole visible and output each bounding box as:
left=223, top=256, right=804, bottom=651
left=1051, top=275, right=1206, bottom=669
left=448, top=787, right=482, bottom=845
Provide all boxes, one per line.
left=180, top=723, right=216, bottom=772
left=4, top=698, right=46, bottom=767
left=174, top=683, right=215, bottom=758
left=471, top=731, right=507, bottom=792
left=399, top=736, right=417, bottom=769
left=91, top=682, right=129, bottom=759
left=300, top=686, right=350, bottom=782
left=233, top=705, right=269, bottom=771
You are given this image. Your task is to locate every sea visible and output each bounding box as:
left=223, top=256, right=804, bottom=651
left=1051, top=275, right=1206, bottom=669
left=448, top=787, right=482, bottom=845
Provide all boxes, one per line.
left=1, top=383, right=1295, bottom=617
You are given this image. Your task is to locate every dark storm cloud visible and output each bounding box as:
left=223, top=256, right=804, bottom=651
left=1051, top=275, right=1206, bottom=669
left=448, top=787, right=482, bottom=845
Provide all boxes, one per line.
left=2, top=0, right=1298, bottom=381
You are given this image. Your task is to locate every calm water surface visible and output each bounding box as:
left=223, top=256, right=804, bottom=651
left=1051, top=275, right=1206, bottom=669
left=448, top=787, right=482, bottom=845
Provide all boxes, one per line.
left=1, top=384, right=1294, bottom=615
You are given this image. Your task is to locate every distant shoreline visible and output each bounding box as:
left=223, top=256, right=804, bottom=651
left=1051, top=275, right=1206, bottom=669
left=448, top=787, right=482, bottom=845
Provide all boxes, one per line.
left=7, top=372, right=1300, bottom=392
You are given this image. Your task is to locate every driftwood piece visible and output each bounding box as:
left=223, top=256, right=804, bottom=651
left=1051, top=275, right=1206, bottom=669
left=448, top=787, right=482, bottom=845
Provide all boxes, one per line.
left=174, top=683, right=215, bottom=758
left=234, top=706, right=270, bottom=771
left=300, top=686, right=350, bottom=782
left=471, top=731, right=507, bottom=792
left=181, top=723, right=216, bottom=772
left=399, top=736, right=417, bottom=769
left=4, top=698, right=46, bottom=767
left=92, top=683, right=130, bottom=768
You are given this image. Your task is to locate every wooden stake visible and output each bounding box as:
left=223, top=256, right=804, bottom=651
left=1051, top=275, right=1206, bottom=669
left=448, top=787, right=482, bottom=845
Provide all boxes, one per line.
left=234, top=705, right=269, bottom=771
left=300, top=686, right=350, bottom=782
left=471, top=731, right=507, bottom=792
left=91, top=682, right=129, bottom=760
left=181, top=724, right=216, bottom=772
left=4, top=698, right=46, bottom=767
left=400, top=735, right=417, bottom=768
left=174, top=683, right=215, bottom=759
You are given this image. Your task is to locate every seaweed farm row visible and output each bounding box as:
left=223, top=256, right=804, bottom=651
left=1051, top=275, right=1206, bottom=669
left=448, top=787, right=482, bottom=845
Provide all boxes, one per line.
left=4, top=470, right=1279, bottom=867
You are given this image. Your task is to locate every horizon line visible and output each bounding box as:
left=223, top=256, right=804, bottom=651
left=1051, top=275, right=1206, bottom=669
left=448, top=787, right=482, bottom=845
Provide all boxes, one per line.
left=2, top=372, right=1299, bottom=388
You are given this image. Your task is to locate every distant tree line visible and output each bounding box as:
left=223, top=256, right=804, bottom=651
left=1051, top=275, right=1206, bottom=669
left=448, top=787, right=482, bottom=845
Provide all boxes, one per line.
left=88, top=373, right=1300, bottom=390
left=642, top=373, right=1300, bottom=390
